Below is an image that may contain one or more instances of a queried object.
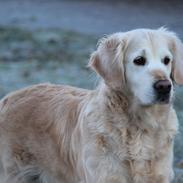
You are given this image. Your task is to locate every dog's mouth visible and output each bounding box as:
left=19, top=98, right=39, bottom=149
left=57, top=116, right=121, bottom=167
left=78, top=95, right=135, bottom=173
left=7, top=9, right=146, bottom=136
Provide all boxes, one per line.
left=155, top=92, right=171, bottom=104
left=153, top=80, right=172, bottom=104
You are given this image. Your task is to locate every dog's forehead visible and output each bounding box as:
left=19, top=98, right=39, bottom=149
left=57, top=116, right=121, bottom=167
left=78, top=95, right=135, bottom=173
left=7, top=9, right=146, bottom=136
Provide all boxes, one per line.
left=125, top=30, right=171, bottom=57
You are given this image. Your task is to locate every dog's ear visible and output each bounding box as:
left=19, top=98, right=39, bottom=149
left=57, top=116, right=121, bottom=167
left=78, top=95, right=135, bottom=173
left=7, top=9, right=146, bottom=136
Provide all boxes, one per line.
left=89, top=33, right=127, bottom=90
left=171, top=35, right=183, bottom=85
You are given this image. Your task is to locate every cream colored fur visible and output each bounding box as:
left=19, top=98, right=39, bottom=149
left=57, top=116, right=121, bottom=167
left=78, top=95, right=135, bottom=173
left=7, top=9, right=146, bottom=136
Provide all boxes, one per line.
left=0, top=28, right=182, bottom=183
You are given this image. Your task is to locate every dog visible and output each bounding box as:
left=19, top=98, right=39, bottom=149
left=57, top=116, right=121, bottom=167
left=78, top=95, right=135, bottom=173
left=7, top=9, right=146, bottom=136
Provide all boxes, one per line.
left=0, top=28, right=182, bottom=183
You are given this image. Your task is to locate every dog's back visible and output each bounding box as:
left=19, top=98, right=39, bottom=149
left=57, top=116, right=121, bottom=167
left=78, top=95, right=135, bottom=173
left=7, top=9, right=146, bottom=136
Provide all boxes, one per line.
left=0, top=83, right=90, bottom=183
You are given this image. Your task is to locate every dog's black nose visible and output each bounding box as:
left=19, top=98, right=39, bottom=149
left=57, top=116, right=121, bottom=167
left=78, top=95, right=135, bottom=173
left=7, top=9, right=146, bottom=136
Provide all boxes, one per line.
left=153, top=80, right=171, bottom=94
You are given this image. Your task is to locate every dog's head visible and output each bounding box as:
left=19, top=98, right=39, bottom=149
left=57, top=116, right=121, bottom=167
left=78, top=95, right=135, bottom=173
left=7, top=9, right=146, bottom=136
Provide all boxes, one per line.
left=89, top=28, right=183, bottom=106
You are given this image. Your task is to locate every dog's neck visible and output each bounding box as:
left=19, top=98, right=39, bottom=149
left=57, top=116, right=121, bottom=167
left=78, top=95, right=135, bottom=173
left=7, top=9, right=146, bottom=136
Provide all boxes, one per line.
left=98, top=83, right=171, bottom=129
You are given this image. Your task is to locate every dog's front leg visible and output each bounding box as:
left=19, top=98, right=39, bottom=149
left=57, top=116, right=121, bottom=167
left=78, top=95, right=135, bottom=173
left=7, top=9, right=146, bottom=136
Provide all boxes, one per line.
left=82, top=146, right=131, bottom=183
left=153, top=143, right=175, bottom=183
left=84, top=157, right=130, bottom=183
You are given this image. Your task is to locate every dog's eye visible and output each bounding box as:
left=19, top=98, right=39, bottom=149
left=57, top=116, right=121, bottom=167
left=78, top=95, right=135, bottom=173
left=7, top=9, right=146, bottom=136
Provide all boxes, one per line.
left=133, top=56, right=146, bottom=66
left=163, top=57, right=170, bottom=65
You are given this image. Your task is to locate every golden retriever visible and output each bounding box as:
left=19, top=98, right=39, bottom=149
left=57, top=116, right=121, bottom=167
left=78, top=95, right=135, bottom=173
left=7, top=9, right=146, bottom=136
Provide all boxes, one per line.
left=0, top=28, right=182, bottom=183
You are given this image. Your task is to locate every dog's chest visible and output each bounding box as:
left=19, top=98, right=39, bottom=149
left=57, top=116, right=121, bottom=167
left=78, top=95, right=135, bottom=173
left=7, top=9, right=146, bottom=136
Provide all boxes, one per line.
left=108, top=123, right=171, bottom=181
left=125, top=126, right=157, bottom=160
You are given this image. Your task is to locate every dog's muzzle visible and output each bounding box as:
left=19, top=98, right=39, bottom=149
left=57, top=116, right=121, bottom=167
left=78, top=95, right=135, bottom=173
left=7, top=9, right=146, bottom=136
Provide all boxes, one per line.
left=153, top=80, right=171, bottom=103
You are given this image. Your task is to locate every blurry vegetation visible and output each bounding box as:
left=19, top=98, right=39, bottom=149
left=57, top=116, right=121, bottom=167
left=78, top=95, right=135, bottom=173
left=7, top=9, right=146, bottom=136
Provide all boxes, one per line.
left=0, top=26, right=98, bottom=97
left=0, top=27, right=97, bottom=62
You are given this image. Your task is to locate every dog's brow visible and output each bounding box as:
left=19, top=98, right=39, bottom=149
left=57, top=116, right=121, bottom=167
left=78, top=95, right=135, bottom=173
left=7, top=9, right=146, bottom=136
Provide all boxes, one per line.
left=135, top=49, right=146, bottom=57
left=142, top=49, right=146, bottom=56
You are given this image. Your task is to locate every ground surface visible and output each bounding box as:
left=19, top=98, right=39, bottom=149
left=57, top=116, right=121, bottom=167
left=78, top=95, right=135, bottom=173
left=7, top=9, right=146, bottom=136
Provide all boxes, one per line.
left=0, top=0, right=183, bottom=37
left=0, top=0, right=183, bottom=182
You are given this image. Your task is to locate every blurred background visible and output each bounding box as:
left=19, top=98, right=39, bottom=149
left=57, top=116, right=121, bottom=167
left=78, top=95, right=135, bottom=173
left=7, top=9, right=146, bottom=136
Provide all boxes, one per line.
left=0, top=0, right=183, bottom=182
